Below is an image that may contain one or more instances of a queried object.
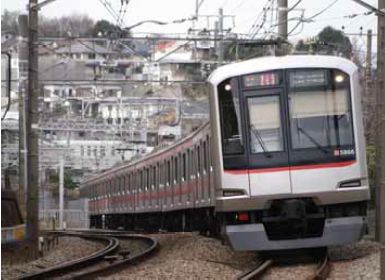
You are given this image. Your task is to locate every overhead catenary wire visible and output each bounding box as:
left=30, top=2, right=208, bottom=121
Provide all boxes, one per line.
left=246, top=0, right=271, bottom=37
left=249, top=2, right=275, bottom=39
left=288, top=0, right=302, bottom=12
left=306, top=0, right=339, bottom=20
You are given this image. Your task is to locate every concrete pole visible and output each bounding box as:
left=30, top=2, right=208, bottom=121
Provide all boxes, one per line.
left=18, top=15, right=28, bottom=207
left=26, top=0, right=40, bottom=258
left=214, top=21, right=219, bottom=59
left=59, top=158, right=64, bottom=229
left=277, top=0, right=288, bottom=55
left=376, top=0, right=385, bottom=279
left=278, top=0, right=288, bottom=40
left=218, top=8, right=224, bottom=63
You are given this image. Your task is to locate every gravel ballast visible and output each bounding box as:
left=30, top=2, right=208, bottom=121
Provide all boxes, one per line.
left=106, top=233, right=381, bottom=280
left=1, top=236, right=105, bottom=280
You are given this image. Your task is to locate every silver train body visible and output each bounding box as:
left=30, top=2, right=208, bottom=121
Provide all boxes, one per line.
left=81, top=55, right=369, bottom=251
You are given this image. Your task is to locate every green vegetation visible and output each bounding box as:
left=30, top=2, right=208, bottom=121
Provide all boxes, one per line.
left=49, top=171, right=79, bottom=190
left=295, top=26, right=352, bottom=58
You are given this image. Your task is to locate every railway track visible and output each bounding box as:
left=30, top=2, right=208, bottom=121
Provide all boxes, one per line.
left=312, top=253, right=330, bottom=280
left=18, top=231, right=158, bottom=280
left=237, top=259, right=273, bottom=280
left=238, top=249, right=330, bottom=280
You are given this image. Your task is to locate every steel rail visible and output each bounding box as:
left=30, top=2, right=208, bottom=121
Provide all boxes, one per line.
left=237, top=259, right=273, bottom=280
left=21, top=230, right=159, bottom=279
left=17, top=233, right=119, bottom=280
left=312, top=253, right=331, bottom=280
left=68, top=233, right=159, bottom=279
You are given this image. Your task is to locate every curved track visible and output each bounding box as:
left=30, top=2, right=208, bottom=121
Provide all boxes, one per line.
left=312, top=253, right=330, bottom=280
left=238, top=249, right=331, bottom=280
left=18, top=231, right=158, bottom=280
left=237, top=259, right=273, bottom=280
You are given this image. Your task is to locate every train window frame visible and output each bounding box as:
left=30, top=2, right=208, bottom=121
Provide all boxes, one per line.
left=174, top=156, right=178, bottom=184
left=246, top=94, right=285, bottom=154
left=147, top=167, right=150, bottom=191
left=167, top=160, right=171, bottom=186
left=197, top=145, right=201, bottom=176
left=285, top=68, right=356, bottom=165
left=218, top=78, right=245, bottom=156
left=203, top=140, right=208, bottom=173
left=287, top=68, right=355, bottom=150
left=152, top=165, right=156, bottom=190
left=182, top=153, right=187, bottom=182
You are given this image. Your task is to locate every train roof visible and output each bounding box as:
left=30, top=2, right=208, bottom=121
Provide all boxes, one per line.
left=208, top=55, right=358, bottom=86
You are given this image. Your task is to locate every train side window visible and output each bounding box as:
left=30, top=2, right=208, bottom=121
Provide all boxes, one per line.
left=153, top=165, right=156, bottom=189
left=191, top=149, right=195, bottom=176
left=146, top=168, right=150, bottom=191
left=203, top=141, right=207, bottom=172
left=174, top=156, right=178, bottom=183
left=182, top=153, right=186, bottom=181
left=118, top=176, right=121, bottom=195
left=167, top=160, right=171, bottom=186
left=122, top=176, right=126, bottom=194
left=197, top=145, right=201, bottom=175
left=128, top=174, right=131, bottom=194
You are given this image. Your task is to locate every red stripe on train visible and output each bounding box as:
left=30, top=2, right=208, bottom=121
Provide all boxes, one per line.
left=224, top=160, right=357, bottom=175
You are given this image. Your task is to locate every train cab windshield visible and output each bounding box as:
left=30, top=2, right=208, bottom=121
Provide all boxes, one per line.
left=218, top=68, right=355, bottom=169
left=288, top=69, right=354, bottom=150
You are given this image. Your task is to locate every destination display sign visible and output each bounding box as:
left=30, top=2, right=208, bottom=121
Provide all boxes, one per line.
left=289, top=70, right=327, bottom=88
left=243, top=72, right=279, bottom=88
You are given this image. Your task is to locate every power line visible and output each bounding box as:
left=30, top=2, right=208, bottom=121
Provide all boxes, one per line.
left=306, top=0, right=339, bottom=20
left=351, top=0, right=385, bottom=16
left=230, top=0, right=248, bottom=13
left=246, top=0, right=271, bottom=36
left=288, top=0, right=302, bottom=12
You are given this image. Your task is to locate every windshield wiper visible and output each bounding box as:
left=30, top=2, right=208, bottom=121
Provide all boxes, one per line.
left=250, top=125, right=272, bottom=158
left=297, top=127, right=328, bottom=154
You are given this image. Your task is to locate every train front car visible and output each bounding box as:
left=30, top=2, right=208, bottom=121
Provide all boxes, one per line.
left=208, top=55, right=370, bottom=251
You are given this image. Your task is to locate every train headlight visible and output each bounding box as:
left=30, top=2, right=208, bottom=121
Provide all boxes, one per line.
left=224, top=84, right=232, bottom=91
left=335, top=74, right=345, bottom=83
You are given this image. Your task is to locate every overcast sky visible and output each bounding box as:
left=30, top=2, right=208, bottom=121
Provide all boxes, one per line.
left=1, top=0, right=379, bottom=50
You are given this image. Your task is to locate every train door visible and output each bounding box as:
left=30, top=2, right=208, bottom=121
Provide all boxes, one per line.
left=196, top=145, right=204, bottom=205
left=243, top=87, right=291, bottom=196
left=181, top=152, right=187, bottom=206
left=202, top=138, right=210, bottom=205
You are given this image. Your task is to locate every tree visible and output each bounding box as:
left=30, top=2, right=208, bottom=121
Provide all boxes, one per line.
left=92, top=20, right=118, bottom=37
left=294, top=39, right=309, bottom=52
left=294, top=26, right=352, bottom=58
left=39, top=14, right=94, bottom=37
left=317, top=26, right=352, bottom=58
left=49, top=170, right=79, bottom=190
left=1, top=10, right=94, bottom=37
left=1, top=9, right=19, bottom=34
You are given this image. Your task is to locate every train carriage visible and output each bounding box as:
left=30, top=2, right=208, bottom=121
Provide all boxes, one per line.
left=81, top=55, right=369, bottom=251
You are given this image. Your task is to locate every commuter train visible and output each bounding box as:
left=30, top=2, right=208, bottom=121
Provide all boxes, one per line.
left=81, top=55, right=369, bottom=251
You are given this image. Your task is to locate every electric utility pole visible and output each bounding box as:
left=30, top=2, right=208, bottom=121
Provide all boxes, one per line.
left=376, top=0, right=385, bottom=279
left=218, top=8, right=224, bottom=63
left=277, top=0, right=288, bottom=55
left=18, top=15, right=28, bottom=216
left=26, top=0, right=39, bottom=258
left=364, top=30, right=375, bottom=145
